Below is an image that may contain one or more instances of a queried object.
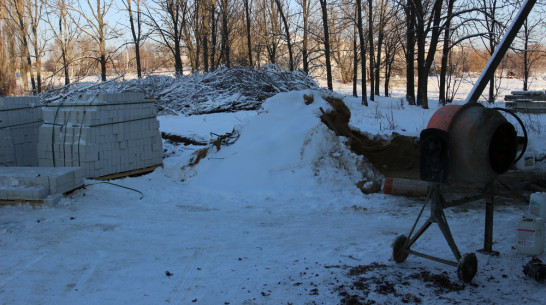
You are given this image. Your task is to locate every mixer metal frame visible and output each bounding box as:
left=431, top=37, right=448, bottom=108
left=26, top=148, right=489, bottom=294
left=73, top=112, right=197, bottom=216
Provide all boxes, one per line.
left=392, top=0, right=536, bottom=283
left=392, top=183, right=493, bottom=282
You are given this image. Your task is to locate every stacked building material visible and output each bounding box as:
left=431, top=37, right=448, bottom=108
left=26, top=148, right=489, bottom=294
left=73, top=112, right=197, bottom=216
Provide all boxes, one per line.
left=0, top=167, right=83, bottom=202
left=0, top=97, right=42, bottom=167
left=38, top=93, right=163, bottom=178
left=505, top=91, right=546, bottom=113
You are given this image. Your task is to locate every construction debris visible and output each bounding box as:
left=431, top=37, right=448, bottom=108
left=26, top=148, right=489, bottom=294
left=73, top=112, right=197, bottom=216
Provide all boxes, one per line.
left=39, top=67, right=319, bottom=116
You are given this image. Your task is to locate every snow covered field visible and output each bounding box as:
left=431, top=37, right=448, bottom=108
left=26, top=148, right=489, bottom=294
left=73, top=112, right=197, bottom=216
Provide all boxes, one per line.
left=1, top=76, right=546, bottom=304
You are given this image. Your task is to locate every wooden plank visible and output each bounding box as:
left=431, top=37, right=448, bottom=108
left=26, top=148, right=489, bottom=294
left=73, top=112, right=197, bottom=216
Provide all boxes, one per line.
left=506, top=100, right=546, bottom=113
left=505, top=91, right=546, bottom=102
left=0, top=199, right=44, bottom=206
left=93, top=164, right=163, bottom=181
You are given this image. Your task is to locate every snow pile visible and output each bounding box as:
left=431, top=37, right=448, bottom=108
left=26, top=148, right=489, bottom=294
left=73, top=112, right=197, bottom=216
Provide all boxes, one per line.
left=179, top=90, right=381, bottom=197
left=40, top=67, right=319, bottom=115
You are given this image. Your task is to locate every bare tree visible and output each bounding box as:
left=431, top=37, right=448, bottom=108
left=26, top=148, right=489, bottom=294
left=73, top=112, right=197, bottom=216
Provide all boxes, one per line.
left=218, top=0, right=231, bottom=67
left=439, top=0, right=457, bottom=105
left=0, top=0, right=17, bottom=96
left=367, top=0, right=374, bottom=101
left=383, top=9, right=404, bottom=97
left=515, top=5, right=546, bottom=91
left=373, top=0, right=388, bottom=96
left=274, top=0, right=294, bottom=71
left=402, top=0, right=416, bottom=105
left=296, top=0, right=314, bottom=74
left=319, top=0, right=333, bottom=90
left=3, top=0, right=37, bottom=93
left=243, top=0, right=253, bottom=67
left=69, top=0, right=119, bottom=81
left=471, top=0, right=516, bottom=103
left=146, top=0, right=187, bottom=75
left=356, top=0, right=368, bottom=105
left=26, top=0, right=47, bottom=93
left=121, top=0, right=146, bottom=78
left=330, top=1, right=357, bottom=84
left=45, top=0, right=80, bottom=86
left=259, top=0, right=281, bottom=65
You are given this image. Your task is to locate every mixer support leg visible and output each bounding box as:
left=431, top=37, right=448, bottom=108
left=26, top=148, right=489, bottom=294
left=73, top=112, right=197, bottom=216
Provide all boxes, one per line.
left=431, top=188, right=462, bottom=261
left=483, top=181, right=495, bottom=254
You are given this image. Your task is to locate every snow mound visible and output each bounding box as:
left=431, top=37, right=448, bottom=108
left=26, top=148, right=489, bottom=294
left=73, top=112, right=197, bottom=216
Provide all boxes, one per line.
left=180, top=90, right=381, bottom=197
left=40, top=67, right=319, bottom=116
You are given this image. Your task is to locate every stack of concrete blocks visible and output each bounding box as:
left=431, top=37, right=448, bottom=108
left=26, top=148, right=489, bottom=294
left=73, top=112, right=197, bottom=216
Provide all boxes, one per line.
left=0, top=97, right=42, bottom=167
left=38, top=93, right=163, bottom=178
left=0, top=167, right=83, bottom=203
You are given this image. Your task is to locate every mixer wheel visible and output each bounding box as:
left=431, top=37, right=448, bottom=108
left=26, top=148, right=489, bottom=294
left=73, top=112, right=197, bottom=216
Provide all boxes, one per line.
left=392, top=235, right=409, bottom=263
left=457, top=253, right=478, bottom=283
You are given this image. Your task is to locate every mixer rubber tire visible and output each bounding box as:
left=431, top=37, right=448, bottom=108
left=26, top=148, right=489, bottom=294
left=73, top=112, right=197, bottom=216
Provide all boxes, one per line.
left=457, top=253, right=478, bottom=283
left=392, top=235, right=409, bottom=263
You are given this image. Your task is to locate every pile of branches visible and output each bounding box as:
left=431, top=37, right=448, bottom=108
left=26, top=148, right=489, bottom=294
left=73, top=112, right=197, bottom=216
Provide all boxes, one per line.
left=39, top=66, right=319, bottom=116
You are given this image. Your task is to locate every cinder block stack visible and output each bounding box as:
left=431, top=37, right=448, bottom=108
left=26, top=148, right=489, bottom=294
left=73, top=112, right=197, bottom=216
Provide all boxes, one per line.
left=0, top=167, right=83, bottom=201
left=38, top=93, right=163, bottom=178
left=0, top=97, right=42, bottom=166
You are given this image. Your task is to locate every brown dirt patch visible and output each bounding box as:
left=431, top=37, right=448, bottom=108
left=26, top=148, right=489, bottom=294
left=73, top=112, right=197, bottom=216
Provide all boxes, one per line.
left=320, top=96, right=420, bottom=179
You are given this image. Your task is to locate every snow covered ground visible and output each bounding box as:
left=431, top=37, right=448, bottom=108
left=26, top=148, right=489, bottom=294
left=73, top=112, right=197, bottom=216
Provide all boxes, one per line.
left=1, top=76, right=546, bottom=304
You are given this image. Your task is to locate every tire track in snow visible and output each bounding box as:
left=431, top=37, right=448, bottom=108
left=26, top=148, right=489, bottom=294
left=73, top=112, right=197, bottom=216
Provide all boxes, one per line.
left=0, top=253, right=46, bottom=289
left=67, top=250, right=107, bottom=294
left=171, top=248, right=204, bottom=304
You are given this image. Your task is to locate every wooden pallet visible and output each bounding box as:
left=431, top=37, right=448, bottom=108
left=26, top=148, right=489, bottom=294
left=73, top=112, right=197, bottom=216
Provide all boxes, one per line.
left=94, top=164, right=163, bottom=181
left=0, top=199, right=45, bottom=206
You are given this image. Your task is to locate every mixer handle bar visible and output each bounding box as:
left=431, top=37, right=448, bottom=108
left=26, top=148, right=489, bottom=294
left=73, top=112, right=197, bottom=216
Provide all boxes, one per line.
left=493, top=107, right=528, bottom=163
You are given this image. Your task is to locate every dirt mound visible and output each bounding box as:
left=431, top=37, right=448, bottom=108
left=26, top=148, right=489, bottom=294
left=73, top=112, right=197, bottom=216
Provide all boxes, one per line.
left=320, top=96, right=420, bottom=180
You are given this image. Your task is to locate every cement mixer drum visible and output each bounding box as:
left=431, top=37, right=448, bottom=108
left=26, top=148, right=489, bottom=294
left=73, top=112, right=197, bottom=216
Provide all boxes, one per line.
left=421, top=104, right=518, bottom=184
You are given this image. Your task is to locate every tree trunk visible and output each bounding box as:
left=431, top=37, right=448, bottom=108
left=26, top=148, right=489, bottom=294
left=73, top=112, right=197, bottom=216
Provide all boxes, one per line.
left=276, top=0, right=294, bottom=71
left=367, top=0, right=374, bottom=101
left=210, top=3, right=217, bottom=70
left=357, top=0, right=368, bottom=106
left=15, top=2, right=36, bottom=93
left=127, top=0, right=143, bottom=78
left=375, top=29, right=382, bottom=96
left=439, top=0, right=455, bottom=105
left=353, top=24, right=358, bottom=97
left=220, top=0, right=230, bottom=68
left=244, top=0, right=253, bottom=67
left=97, top=2, right=107, bottom=81
left=404, top=1, right=415, bottom=105
left=301, top=0, right=309, bottom=73
left=523, top=19, right=528, bottom=91
left=319, top=0, right=333, bottom=91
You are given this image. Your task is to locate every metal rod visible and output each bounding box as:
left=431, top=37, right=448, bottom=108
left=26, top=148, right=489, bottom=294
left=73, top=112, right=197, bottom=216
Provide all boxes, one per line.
left=465, top=0, right=537, bottom=104
left=408, top=250, right=459, bottom=267
left=432, top=190, right=462, bottom=261
left=408, top=219, right=434, bottom=248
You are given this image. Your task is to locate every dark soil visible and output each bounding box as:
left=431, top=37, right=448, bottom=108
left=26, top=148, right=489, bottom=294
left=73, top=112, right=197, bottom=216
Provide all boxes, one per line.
left=336, top=263, right=467, bottom=305
left=320, top=96, right=420, bottom=180
left=161, top=132, right=207, bottom=146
